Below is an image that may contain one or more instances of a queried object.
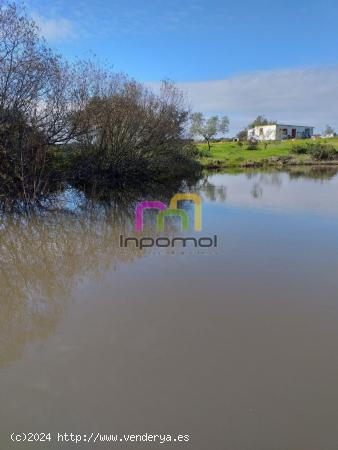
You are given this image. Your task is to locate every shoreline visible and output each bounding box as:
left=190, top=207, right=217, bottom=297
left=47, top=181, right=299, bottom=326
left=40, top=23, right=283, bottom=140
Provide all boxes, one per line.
left=202, top=159, right=338, bottom=170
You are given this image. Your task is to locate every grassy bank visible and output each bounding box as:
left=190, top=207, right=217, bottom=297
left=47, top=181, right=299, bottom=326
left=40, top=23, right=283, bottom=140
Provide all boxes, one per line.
left=197, top=138, right=338, bottom=168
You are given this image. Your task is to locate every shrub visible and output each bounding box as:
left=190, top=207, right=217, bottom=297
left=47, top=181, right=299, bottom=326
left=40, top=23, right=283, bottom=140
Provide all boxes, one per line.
left=307, top=144, right=337, bottom=161
left=247, top=140, right=258, bottom=151
left=198, top=147, right=211, bottom=157
left=291, top=143, right=338, bottom=160
left=291, top=144, right=308, bottom=154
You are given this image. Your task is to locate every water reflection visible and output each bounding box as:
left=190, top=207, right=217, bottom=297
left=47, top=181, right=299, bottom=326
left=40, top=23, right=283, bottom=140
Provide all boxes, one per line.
left=198, top=178, right=227, bottom=202
left=0, top=207, right=144, bottom=367
left=1, top=166, right=338, bottom=368
left=1, top=167, right=338, bottom=449
left=0, top=178, right=204, bottom=368
left=288, top=165, right=338, bottom=181
left=202, top=167, right=338, bottom=217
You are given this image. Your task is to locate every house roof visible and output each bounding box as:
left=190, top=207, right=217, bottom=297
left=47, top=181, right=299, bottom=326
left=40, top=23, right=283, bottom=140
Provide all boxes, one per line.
left=277, top=124, right=314, bottom=128
left=249, top=124, right=314, bottom=130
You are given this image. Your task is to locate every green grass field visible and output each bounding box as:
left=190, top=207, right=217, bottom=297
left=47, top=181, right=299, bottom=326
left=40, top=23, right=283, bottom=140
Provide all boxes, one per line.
left=197, top=138, right=338, bottom=168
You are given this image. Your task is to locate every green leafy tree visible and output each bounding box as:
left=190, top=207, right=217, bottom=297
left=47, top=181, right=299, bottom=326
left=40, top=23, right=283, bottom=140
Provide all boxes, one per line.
left=248, top=115, right=276, bottom=129
left=323, top=125, right=336, bottom=137
left=190, top=113, right=229, bottom=151
left=236, top=129, right=248, bottom=141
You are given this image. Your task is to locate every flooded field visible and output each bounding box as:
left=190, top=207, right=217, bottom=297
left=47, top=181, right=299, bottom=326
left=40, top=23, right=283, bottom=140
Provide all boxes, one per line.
left=1, top=168, right=338, bottom=449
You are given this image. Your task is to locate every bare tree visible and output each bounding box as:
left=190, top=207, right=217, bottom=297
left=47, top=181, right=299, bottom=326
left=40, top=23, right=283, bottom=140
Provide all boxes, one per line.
left=0, top=2, right=199, bottom=206
left=190, top=113, right=229, bottom=151
left=0, top=2, right=88, bottom=143
left=0, top=2, right=89, bottom=204
left=68, top=76, right=196, bottom=189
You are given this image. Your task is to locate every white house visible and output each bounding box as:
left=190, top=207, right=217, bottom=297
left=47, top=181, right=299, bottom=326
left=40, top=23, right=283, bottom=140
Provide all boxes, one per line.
left=247, top=124, right=314, bottom=141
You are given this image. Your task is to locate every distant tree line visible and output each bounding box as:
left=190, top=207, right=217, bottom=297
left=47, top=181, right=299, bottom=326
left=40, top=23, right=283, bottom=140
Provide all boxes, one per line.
left=0, top=1, right=200, bottom=209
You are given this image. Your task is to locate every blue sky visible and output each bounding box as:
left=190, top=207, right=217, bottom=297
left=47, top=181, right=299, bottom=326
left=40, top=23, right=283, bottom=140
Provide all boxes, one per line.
left=25, top=0, right=338, bottom=133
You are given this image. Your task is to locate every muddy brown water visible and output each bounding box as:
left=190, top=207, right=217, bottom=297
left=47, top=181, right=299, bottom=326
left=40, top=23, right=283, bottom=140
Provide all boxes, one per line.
left=1, top=169, right=338, bottom=449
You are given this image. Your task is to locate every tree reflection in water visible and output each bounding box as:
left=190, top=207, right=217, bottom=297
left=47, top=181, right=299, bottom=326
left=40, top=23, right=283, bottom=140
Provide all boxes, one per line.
left=0, top=181, right=193, bottom=367
left=1, top=167, right=337, bottom=367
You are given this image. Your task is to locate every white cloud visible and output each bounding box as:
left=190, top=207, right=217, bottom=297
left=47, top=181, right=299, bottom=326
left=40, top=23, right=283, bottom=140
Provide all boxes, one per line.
left=32, top=13, right=76, bottom=41
left=175, top=67, right=338, bottom=134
